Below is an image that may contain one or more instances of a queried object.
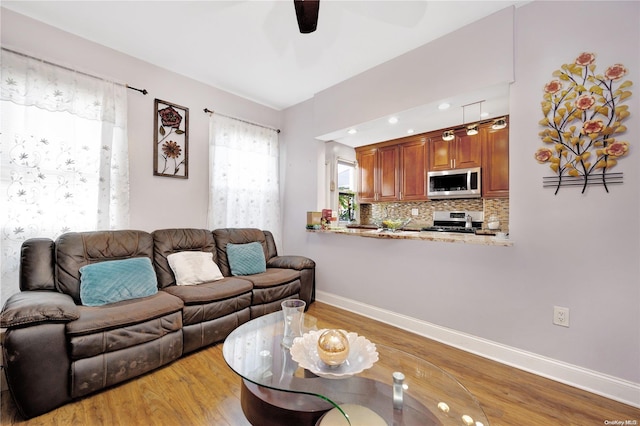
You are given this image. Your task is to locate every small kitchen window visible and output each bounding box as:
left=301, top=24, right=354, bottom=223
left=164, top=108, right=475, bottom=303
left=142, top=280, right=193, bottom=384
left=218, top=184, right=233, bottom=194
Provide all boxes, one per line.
left=337, top=159, right=356, bottom=223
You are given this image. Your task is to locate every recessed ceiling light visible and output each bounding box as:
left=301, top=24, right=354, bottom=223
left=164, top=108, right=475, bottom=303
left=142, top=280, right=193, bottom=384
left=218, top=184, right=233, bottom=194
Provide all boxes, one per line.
left=481, top=112, right=489, bottom=118
left=407, top=129, right=414, bottom=134
left=438, top=103, right=450, bottom=110
left=388, top=117, right=398, bottom=124
left=347, top=128, right=357, bottom=135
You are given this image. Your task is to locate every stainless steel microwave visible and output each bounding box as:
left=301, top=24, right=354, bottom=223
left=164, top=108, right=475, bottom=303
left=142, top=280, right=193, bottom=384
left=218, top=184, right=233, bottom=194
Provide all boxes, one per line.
left=427, top=167, right=481, bottom=199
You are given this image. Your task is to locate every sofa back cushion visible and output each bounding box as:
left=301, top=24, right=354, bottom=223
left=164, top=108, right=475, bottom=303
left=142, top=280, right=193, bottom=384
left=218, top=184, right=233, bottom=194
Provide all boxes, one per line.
left=56, top=230, right=154, bottom=303
left=152, top=228, right=217, bottom=288
left=212, top=228, right=277, bottom=277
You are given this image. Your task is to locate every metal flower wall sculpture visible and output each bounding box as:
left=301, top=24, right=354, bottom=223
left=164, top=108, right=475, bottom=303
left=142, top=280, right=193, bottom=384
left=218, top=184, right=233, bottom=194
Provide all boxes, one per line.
left=157, top=105, right=185, bottom=174
left=536, top=52, right=632, bottom=194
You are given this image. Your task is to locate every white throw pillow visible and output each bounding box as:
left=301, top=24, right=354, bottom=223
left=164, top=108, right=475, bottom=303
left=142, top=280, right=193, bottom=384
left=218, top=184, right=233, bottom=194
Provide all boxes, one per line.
left=167, top=251, right=224, bottom=285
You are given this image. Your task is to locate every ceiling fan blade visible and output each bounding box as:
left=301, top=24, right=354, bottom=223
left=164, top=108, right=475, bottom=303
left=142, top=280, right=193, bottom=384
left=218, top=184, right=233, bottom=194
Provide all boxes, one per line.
left=294, top=0, right=320, bottom=33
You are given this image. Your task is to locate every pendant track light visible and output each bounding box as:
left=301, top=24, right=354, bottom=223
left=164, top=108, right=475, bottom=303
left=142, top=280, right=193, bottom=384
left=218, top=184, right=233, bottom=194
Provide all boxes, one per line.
left=462, top=101, right=483, bottom=136
left=492, top=117, right=507, bottom=130
left=442, top=130, right=455, bottom=141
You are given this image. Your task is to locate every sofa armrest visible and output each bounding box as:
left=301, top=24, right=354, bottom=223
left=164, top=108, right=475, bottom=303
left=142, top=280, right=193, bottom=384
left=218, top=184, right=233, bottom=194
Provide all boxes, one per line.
left=1, top=291, right=79, bottom=328
left=4, top=323, right=72, bottom=418
left=267, top=256, right=316, bottom=306
left=267, top=255, right=315, bottom=270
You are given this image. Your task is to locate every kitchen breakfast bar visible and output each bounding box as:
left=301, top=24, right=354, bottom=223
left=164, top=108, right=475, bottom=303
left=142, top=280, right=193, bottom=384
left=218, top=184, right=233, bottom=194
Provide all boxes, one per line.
left=306, top=228, right=513, bottom=247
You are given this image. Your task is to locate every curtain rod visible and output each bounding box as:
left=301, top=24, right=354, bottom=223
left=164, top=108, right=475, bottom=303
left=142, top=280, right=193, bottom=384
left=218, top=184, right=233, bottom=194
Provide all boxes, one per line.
left=204, top=108, right=280, bottom=133
left=1, top=47, right=147, bottom=95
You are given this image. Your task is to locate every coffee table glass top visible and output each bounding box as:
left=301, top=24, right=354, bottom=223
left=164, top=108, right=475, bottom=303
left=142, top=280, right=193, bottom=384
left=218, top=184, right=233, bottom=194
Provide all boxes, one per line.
left=223, top=311, right=489, bottom=426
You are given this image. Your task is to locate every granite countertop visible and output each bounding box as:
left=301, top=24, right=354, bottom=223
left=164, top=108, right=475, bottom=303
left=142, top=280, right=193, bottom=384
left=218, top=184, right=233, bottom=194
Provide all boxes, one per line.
left=306, top=227, right=513, bottom=247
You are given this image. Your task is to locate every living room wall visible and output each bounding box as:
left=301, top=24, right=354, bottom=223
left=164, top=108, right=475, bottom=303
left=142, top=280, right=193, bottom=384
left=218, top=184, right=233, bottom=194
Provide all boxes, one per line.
left=0, top=8, right=281, bottom=234
left=0, top=8, right=282, bottom=304
left=282, top=1, right=640, bottom=405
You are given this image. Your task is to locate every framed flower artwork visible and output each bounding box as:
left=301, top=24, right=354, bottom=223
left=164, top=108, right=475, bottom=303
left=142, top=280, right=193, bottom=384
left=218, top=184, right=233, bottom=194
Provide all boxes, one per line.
left=154, top=99, right=189, bottom=178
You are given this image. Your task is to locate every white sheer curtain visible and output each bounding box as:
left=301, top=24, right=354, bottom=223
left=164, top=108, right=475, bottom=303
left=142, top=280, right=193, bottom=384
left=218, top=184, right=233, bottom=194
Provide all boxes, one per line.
left=0, top=49, right=129, bottom=304
left=207, top=114, right=282, bottom=248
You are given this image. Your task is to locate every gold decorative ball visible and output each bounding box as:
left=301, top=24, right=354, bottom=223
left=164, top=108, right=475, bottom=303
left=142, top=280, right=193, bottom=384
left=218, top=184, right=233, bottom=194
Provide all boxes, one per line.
left=317, top=329, right=350, bottom=366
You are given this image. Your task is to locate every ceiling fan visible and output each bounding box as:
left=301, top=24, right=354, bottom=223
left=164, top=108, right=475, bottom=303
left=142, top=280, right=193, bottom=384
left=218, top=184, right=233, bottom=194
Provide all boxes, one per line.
left=294, top=0, right=320, bottom=33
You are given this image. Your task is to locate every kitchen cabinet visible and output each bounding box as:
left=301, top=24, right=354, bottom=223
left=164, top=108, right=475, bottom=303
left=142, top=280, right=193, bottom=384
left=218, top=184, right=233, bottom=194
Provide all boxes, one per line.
left=482, top=124, right=509, bottom=198
left=377, top=145, right=399, bottom=201
left=428, top=130, right=481, bottom=171
left=356, top=117, right=509, bottom=202
left=399, top=137, right=427, bottom=200
left=356, top=147, right=377, bottom=202
left=356, top=145, right=399, bottom=202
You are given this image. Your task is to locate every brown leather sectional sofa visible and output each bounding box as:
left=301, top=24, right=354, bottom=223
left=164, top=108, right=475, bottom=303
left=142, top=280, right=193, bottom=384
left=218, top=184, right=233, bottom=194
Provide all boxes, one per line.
left=0, top=228, right=315, bottom=419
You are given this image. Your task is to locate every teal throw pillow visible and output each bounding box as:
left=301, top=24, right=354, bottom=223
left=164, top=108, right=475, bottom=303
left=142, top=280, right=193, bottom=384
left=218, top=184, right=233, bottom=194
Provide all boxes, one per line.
left=80, top=257, right=158, bottom=306
left=226, top=242, right=267, bottom=276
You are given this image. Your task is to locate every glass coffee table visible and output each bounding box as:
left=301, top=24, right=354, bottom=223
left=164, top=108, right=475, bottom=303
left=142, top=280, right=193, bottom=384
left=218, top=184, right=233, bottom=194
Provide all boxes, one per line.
left=223, top=311, right=489, bottom=426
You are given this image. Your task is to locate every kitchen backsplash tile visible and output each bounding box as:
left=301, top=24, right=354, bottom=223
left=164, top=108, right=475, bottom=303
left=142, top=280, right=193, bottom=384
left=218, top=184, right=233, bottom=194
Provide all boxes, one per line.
left=360, top=198, right=509, bottom=231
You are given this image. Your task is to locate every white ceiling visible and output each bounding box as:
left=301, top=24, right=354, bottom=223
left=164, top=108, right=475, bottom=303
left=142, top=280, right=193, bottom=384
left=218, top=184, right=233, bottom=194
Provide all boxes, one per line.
left=3, top=1, right=521, bottom=110
left=3, top=0, right=522, bottom=146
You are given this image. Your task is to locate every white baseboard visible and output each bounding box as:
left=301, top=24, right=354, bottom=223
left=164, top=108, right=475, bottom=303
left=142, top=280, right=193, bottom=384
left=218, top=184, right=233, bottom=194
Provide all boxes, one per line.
left=316, top=291, right=640, bottom=408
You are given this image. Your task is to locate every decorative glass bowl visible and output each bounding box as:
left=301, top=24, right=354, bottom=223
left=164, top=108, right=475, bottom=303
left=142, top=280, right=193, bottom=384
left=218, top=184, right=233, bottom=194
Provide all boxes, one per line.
left=290, top=329, right=378, bottom=379
left=374, top=218, right=411, bottom=232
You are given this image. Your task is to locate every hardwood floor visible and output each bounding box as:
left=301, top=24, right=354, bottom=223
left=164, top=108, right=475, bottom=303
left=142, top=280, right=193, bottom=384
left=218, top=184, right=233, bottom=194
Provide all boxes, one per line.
left=2, top=302, right=639, bottom=425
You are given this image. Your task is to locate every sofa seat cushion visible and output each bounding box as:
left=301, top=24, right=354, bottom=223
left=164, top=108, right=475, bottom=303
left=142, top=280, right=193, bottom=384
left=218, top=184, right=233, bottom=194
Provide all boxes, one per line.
left=69, top=310, right=182, bottom=361
left=238, top=268, right=300, bottom=289
left=66, top=291, right=183, bottom=338
left=161, top=277, right=253, bottom=305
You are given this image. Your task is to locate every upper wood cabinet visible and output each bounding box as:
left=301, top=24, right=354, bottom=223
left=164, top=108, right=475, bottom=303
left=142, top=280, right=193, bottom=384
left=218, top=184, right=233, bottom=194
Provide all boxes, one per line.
left=428, top=130, right=481, bottom=171
left=377, top=145, right=400, bottom=201
left=356, top=136, right=427, bottom=202
left=356, top=147, right=377, bottom=203
left=356, top=145, right=399, bottom=202
left=399, top=137, right=427, bottom=201
left=482, top=123, right=509, bottom=198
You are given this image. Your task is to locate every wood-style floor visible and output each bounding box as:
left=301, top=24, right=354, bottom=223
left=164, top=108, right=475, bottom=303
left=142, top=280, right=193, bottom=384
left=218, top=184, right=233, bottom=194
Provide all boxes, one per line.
left=2, top=302, right=639, bottom=425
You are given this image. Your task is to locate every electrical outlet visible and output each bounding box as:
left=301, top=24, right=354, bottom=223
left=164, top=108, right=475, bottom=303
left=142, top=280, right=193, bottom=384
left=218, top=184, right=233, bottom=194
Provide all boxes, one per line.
left=553, top=306, right=570, bottom=327
left=411, top=208, right=419, bottom=216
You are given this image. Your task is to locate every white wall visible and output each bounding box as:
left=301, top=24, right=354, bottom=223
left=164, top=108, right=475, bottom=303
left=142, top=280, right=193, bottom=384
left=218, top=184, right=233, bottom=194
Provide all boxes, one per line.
left=312, top=7, right=514, bottom=137
left=282, top=1, right=640, bottom=403
left=1, top=8, right=282, bottom=234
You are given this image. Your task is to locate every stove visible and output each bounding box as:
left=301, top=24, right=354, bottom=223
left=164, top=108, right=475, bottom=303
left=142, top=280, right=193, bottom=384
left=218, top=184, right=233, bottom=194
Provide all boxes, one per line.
left=421, top=210, right=484, bottom=234
left=420, top=226, right=477, bottom=234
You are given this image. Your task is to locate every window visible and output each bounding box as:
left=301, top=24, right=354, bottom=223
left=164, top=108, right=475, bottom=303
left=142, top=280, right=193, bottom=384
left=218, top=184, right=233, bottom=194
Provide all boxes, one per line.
left=337, top=160, right=356, bottom=222
left=207, top=114, right=281, bottom=247
left=0, top=49, right=129, bottom=304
